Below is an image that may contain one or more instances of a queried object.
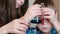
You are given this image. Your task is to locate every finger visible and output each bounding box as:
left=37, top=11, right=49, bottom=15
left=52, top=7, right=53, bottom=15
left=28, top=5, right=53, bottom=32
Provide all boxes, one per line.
left=12, top=19, right=29, bottom=29
left=17, top=26, right=26, bottom=32
left=19, top=22, right=29, bottom=27
left=15, top=33, right=26, bottom=34
left=33, top=12, right=42, bottom=17
left=18, top=19, right=29, bottom=26
left=43, top=14, right=50, bottom=16
left=42, top=7, right=55, bottom=14
left=32, top=8, right=41, bottom=11
left=44, top=16, right=52, bottom=19
left=43, top=12, right=50, bottom=16
left=18, top=24, right=28, bottom=29
left=32, top=10, right=42, bottom=13
left=14, top=30, right=26, bottom=34
left=41, top=7, right=50, bottom=11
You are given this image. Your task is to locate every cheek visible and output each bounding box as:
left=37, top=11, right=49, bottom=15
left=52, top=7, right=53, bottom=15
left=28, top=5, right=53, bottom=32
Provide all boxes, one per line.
left=48, top=24, right=52, bottom=30
left=37, top=24, right=43, bottom=29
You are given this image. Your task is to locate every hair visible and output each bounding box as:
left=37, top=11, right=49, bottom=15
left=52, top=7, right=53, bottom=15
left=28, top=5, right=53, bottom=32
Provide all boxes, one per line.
left=34, top=0, right=54, bottom=7
left=0, top=0, right=28, bottom=27
left=0, top=0, right=16, bottom=26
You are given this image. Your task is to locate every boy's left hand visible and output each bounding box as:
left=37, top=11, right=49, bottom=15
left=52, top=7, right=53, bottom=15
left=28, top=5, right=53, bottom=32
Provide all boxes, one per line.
left=42, top=7, right=58, bottom=24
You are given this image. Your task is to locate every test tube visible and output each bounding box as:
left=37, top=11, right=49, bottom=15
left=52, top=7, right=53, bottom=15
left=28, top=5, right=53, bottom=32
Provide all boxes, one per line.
left=41, top=3, right=45, bottom=24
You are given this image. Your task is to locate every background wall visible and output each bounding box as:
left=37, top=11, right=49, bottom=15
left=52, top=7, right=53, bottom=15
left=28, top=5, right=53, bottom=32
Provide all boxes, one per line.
left=59, top=0, right=60, bottom=20
left=53, top=0, right=59, bottom=21
left=29, top=0, right=35, bottom=6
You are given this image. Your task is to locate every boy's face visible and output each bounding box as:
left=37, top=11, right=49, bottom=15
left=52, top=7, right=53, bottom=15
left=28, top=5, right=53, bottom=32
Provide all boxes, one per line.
left=16, top=0, right=24, bottom=8
left=37, top=19, right=52, bottom=33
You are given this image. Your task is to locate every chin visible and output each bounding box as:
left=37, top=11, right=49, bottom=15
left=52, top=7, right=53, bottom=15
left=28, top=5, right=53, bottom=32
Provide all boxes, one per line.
left=43, top=30, right=50, bottom=33
left=16, top=5, right=21, bottom=8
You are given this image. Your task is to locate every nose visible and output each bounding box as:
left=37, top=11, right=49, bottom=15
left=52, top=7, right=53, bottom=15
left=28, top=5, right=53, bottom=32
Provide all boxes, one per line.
left=41, top=20, right=47, bottom=25
left=43, top=22, right=46, bottom=25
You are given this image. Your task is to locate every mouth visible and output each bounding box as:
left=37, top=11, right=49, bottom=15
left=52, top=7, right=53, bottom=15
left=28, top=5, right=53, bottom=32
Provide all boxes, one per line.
left=42, top=27, right=48, bottom=30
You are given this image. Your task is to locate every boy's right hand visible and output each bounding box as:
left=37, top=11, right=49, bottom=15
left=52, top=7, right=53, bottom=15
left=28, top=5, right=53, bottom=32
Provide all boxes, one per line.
left=23, top=4, right=42, bottom=23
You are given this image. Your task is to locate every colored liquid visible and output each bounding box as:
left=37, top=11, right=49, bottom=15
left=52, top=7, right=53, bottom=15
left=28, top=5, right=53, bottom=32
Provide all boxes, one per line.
left=31, top=19, right=42, bottom=24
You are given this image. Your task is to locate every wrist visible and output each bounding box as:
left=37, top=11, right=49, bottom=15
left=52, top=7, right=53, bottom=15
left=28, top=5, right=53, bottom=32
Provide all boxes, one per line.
left=19, top=16, right=30, bottom=23
left=52, top=21, right=60, bottom=32
left=0, top=26, right=8, bottom=34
